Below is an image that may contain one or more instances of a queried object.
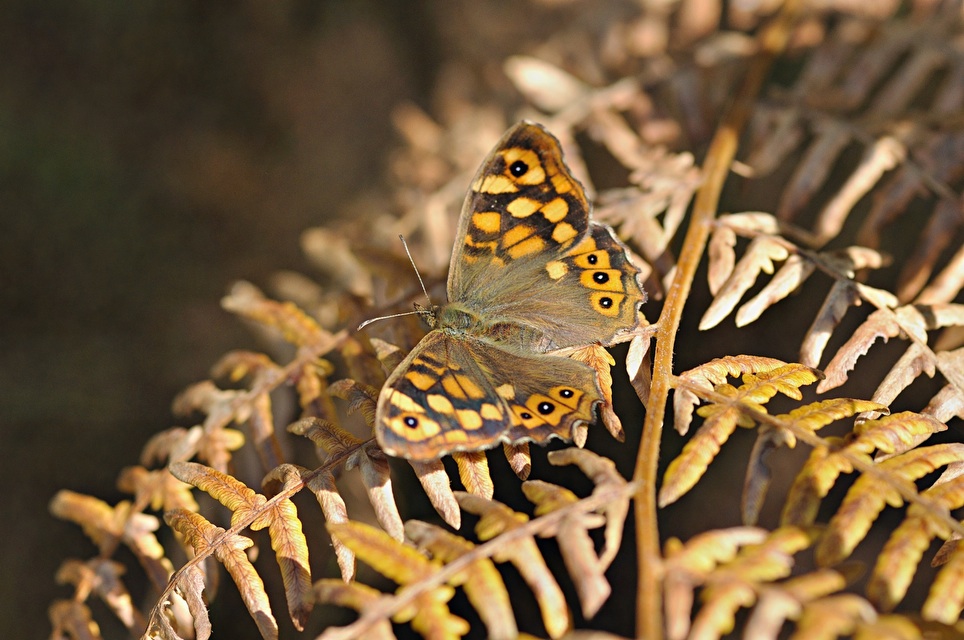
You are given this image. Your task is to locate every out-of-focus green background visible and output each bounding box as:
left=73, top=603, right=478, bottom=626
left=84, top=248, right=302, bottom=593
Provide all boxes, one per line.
left=1, top=2, right=437, bottom=635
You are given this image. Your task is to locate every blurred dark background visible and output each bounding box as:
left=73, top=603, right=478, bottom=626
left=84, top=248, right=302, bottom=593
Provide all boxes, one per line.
left=0, top=2, right=436, bottom=635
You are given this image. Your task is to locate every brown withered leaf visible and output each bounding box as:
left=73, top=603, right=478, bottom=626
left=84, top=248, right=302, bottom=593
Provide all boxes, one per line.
left=295, top=360, right=339, bottom=421
left=896, top=199, right=962, bottom=302
left=743, top=399, right=886, bottom=526
left=570, top=344, right=624, bottom=441
left=818, top=304, right=925, bottom=394
left=355, top=445, right=404, bottom=541
left=868, top=472, right=964, bottom=613
left=221, top=280, right=330, bottom=351
left=708, top=213, right=782, bottom=294
left=743, top=569, right=850, bottom=640
left=918, top=240, right=964, bottom=306
left=369, top=337, right=405, bottom=375
left=299, top=227, right=374, bottom=299
left=313, top=580, right=395, bottom=640
left=626, top=332, right=652, bottom=405
left=195, top=427, right=247, bottom=474
left=141, top=427, right=203, bottom=467
left=737, top=254, right=816, bottom=327
left=328, top=378, right=380, bottom=428
left=777, top=117, right=853, bottom=222
left=700, top=236, right=790, bottom=330
left=288, top=416, right=366, bottom=459
left=817, top=444, right=964, bottom=568
left=800, top=280, right=862, bottom=368
left=176, top=564, right=212, bottom=640
left=246, top=392, right=283, bottom=472
left=870, top=343, right=935, bottom=414
left=662, top=364, right=821, bottom=507
left=523, top=480, right=610, bottom=617
left=210, top=350, right=281, bottom=384
left=301, top=468, right=354, bottom=581
left=674, top=355, right=789, bottom=436
left=548, top=449, right=628, bottom=569
left=502, top=442, right=532, bottom=480
left=504, top=56, right=590, bottom=113
left=166, top=509, right=277, bottom=640
left=117, top=466, right=199, bottom=517
left=456, top=492, right=571, bottom=638
left=341, top=335, right=388, bottom=391
left=405, top=521, right=517, bottom=640
left=260, top=465, right=313, bottom=631
left=814, top=134, right=907, bottom=244
left=49, top=492, right=172, bottom=590
left=169, top=462, right=268, bottom=528
left=48, top=599, right=101, bottom=640
left=923, top=382, right=964, bottom=423
left=707, top=219, right=738, bottom=295
left=408, top=458, right=461, bottom=529
left=452, top=450, right=494, bottom=499
left=327, top=521, right=469, bottom=638
left=55, top=558, right=141, bottom=631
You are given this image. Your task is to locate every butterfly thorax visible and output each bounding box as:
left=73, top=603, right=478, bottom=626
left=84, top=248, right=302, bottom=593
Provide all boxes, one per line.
left=435, top=302, right=555, bottom=352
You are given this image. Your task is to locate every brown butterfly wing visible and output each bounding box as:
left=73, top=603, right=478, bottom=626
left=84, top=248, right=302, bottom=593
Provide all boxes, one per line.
left=448, top=121, right=645, bottom=351
left=376, top=331, right=600, bottom=461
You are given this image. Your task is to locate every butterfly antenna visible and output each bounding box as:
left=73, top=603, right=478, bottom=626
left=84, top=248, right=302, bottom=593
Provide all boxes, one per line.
left=356, top=235, right=433, bottom=332
left=398, top=234, right=432, bottom=308
left=357, top=309, right=423, bottom=331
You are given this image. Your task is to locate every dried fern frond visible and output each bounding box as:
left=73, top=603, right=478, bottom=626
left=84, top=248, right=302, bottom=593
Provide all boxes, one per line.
left=46, top=4, right=964, bottom=638
left=661, top=360, right=823, bottom=506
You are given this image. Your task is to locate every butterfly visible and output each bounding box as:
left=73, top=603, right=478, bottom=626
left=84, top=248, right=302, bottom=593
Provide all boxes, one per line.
left=374, top=121, right=646, bottom=461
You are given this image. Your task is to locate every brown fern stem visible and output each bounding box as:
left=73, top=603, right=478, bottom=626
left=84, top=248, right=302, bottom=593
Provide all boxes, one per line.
left=632, top=4, right=802, bottom=638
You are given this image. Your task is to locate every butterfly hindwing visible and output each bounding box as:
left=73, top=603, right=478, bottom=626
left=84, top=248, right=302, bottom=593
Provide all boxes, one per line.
left=376, top=332, right=600, bottom=460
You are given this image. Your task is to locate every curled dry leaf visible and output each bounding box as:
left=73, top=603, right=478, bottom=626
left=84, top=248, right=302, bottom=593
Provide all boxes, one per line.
left=663, top=363, right=821, bottom=506
left=404, top=520, right=518, bottom=640
left=674, top=355, right=789, bottom=436
left=312, top=580, right=394, bottom=640
left=456, top=492, right=571, bottom=638
left=523, top=480, right=610, bottom=617
left=452, top=450, right=494, bottom=500
left=743, top=399, right=886, bottom=526
left=626, top=331, right=652, bottom=405
left=571, top=344, right=623, bottom=441
left=166, top=509, right=277, bottom=640
left=221, top=280, right=330, bottom=351
left=503, top=56, right=590, bottom=113
left=502, top=442, right=532, bottom=480
left=700, top=236, right=789, bottom=331
left=408, top=458, right=461, bottom=529
left=867, top=472, right=964, bottom=613
left=356, top=445, right=404, bottom=541
left=302, top=469, right=354, bottom=582
left=817, top=444, right=964, bottom=568
left=327, top=521, right=469, bottom=639
left=548, top=448, right=629, bottom=568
